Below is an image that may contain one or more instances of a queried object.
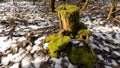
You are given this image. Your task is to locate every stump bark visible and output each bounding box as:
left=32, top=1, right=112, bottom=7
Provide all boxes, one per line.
left=56, top=5, right=80, bottom=34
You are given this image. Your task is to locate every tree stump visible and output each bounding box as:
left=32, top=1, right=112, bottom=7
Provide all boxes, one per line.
left=56, top=5, right=80, bottom=34
left=46, top=5, right=96, bottom=67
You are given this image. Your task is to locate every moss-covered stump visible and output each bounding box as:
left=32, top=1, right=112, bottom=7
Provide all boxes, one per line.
left=56, top=5, right=89, bottom=41
left=47, top=34, right=71, bottom=57
left=69, top=47, right=96, bottom=68
left=46, top=5, right=96, bottom=67
left=56, top=5, right=80, bottom=33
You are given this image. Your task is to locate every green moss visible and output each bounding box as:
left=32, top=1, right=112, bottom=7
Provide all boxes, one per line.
left=69, top=47, right=96, bottom=68
left=45, top=35, right=52, bottom=42
left=78, top=21, right=88, bottom=30
left=56, top=5, right=79, bottom=13
left=48, top=34, right=71, bottom=57
left=76, top=29, right=90, bottom=43
left=10, top=19, right=15, bottom=27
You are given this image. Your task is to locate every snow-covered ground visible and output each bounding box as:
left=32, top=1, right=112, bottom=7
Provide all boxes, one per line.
left=0, top=1, right=120, bottom=68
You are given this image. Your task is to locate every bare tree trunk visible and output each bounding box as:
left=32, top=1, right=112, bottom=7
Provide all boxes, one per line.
left=107, top=0, right=118, bottom=20
left=80, top=0, right=89, bottom=13
left=107, top=6, right=115, bottom=20
left=12, top=0, right=17, bottom=17
left=32, top=0, right=35, bottom=5
left=66, top=0, right=69, bottom=4
left=76, top=0, right=82, bottom=7
left=49, top=0, right=55, bottom=12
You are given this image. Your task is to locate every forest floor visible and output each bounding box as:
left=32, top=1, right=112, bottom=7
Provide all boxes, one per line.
left=0, top=0, right=120, bottom=68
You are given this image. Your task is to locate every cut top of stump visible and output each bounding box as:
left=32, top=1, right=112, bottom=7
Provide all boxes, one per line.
left=56, top=5, right=79, bottom=14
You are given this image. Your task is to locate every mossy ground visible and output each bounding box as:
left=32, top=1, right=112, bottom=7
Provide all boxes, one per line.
left=69, top=47, right=96, bottom=68
left=47, top=34, right=71, bottom=57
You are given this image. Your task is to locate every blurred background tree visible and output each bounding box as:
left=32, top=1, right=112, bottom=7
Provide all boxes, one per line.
left=107, top=0, right=119, bottom=20
left=49, top=0, right=55, bottom=12
left=0, top=0, right=4, bottom=2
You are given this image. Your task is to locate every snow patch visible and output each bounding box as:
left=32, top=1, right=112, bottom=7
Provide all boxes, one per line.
left=97, top=55, right=104, bottom=60
left=112, top=51, right=120, bottom=57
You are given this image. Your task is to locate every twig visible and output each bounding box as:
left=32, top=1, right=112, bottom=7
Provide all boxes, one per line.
left=114, top=18, right=120, bottom=23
